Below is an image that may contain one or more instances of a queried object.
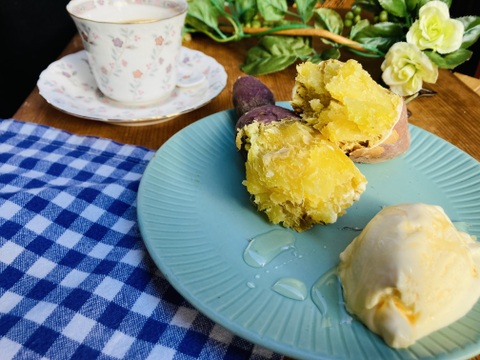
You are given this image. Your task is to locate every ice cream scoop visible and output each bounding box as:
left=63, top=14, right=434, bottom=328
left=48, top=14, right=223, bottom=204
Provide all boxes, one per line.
left=338, top=203, right=480, bottom=348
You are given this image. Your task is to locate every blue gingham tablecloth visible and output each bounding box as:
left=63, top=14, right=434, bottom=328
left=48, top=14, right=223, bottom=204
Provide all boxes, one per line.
left=0, top=119, right=283, bottom=360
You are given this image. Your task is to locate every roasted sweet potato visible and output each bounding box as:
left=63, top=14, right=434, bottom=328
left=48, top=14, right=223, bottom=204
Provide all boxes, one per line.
left=232, top=76, right=301, bottom=155
left=232, top=76, right=276, bottom=118
left=232, top=74, right=367, bottom=232
left=238, top=119, right=367, bottom=232
left=235, top=104, right=300, bottom=131
left=292, top=59, right=410, bottom=163
left=348, top=102, right=410, bottom=163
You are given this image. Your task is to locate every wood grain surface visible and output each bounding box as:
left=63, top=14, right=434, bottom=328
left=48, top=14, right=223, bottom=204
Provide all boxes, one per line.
left=14, top=35, right=480, bottom=162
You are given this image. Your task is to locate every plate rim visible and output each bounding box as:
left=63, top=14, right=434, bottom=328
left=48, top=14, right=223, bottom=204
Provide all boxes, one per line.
left=137, top=104, right=480, bottom=360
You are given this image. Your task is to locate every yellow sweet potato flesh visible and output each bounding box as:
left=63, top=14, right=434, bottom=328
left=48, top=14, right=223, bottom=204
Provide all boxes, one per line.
left=291, top=60, right=404, bottom=154
left=238, top=120, right=367, bottom=232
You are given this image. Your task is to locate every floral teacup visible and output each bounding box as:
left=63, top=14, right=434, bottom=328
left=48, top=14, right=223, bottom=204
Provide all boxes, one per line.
left=67, top=0, right=188, bottom=104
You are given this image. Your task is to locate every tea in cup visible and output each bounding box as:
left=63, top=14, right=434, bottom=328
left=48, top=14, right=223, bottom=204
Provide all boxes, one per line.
left=66, top=0, right=188, bottom=104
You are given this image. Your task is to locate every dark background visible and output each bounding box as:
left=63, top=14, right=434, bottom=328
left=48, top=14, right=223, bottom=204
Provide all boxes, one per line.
left=0, top=1, right=76, bottom=118
left=0, top=0, right=478, bottom=119
left=450, top=0, right=480, bottom=77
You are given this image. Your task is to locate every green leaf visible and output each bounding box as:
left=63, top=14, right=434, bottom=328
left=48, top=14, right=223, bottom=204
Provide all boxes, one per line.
left=234, top=0, right=258, bottom=24
left=350, top=19, right=370, bottom=39
left=308, top=48, right=341, bottom=63
left=241, top=36, right=312, bottom=75
left=294, top=0, right=318, bottom=23
left=314, top=8, right=344, bottom=35
left=456, top=16, right=480, bottom=49
left=185, top=15, right=225, bottom=41
left=378, top=0, right=407, bottom=17
left=352, top=22, right=404, bottom=53
left=353, top=0, right=383, bottom=14
left=289, top=36, right=314, bottom=57
left=186, top=0, right=222, bottom=32
left=424, top=48, right=473, bottom=69
left=416, top=0, right=426, bottom=7
left=241, top=50, right=297, bottom=75
left=405, top=0, right=419, bottom=12
left=184, top=16, right=213, bottom=33
left=257, top=0, right=288, bottom=21
left=186, top=0, right=243, bottom=41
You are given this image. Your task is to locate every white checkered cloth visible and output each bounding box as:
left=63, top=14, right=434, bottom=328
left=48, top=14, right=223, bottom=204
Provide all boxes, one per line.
left=0, top=119, right=283, bottom=360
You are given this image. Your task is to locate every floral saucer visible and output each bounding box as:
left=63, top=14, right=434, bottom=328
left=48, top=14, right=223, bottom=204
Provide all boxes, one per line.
left=37, top=48, right=227, bottom=126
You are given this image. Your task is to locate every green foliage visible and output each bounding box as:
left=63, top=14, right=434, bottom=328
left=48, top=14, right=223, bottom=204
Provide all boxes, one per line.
left=257, top=0, right=288, bottom=21
left=424, top=48, right=473, bottom=69
left=295, top=0, right=318, bottom=23
left=457, top=16, right=480, bottom=49
left=352, top=22, right=404, bottom=54
left=241, top=36, right=312, bottom=75
left=184, top=0, right=480, bottom=75
left=185, top=0, right=239, bottom=41
left=378, top=0, right=407, bottom=18
left=235, top=0, right=257, bottom=24
left=314, top=8, right=344, bottom=43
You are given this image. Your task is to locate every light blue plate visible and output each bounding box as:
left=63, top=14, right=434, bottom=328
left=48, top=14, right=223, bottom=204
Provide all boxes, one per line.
left=137, top=104, right=480, bottom=360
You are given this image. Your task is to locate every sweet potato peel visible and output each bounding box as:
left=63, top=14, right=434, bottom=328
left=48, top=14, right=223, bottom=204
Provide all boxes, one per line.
left=349, top=102, right=410, bottom=163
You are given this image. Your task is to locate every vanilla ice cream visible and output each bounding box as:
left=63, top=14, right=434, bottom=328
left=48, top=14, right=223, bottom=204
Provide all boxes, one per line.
left=338, top=203, right=480, bottom=348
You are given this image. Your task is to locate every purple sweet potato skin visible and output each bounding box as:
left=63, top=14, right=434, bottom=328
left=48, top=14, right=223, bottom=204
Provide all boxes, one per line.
left=233, top=76, right=301, bottom=158
left=232, top=76, right=275, bottom=118
left=235, top=104, right=300, bottom=131
left=235, top=105, right=301, bottom=158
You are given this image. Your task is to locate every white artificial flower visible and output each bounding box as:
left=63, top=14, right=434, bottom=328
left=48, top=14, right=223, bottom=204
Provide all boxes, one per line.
left=406, top=0, right=464, bottom=54
left=381, top=42, right=438, bottom=96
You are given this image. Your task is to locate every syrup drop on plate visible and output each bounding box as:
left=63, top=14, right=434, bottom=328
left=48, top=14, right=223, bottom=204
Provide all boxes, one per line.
left=243, top=229, right=296, bottom=268
left=311, top=267, right=352, bottom=327
left=272, top=277, right=307, bottom=301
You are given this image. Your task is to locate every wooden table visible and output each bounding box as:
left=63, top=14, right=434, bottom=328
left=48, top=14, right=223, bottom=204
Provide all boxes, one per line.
left=13, top=34, right=480, bottom=360
left=14, top=34, right=480, bottom=161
